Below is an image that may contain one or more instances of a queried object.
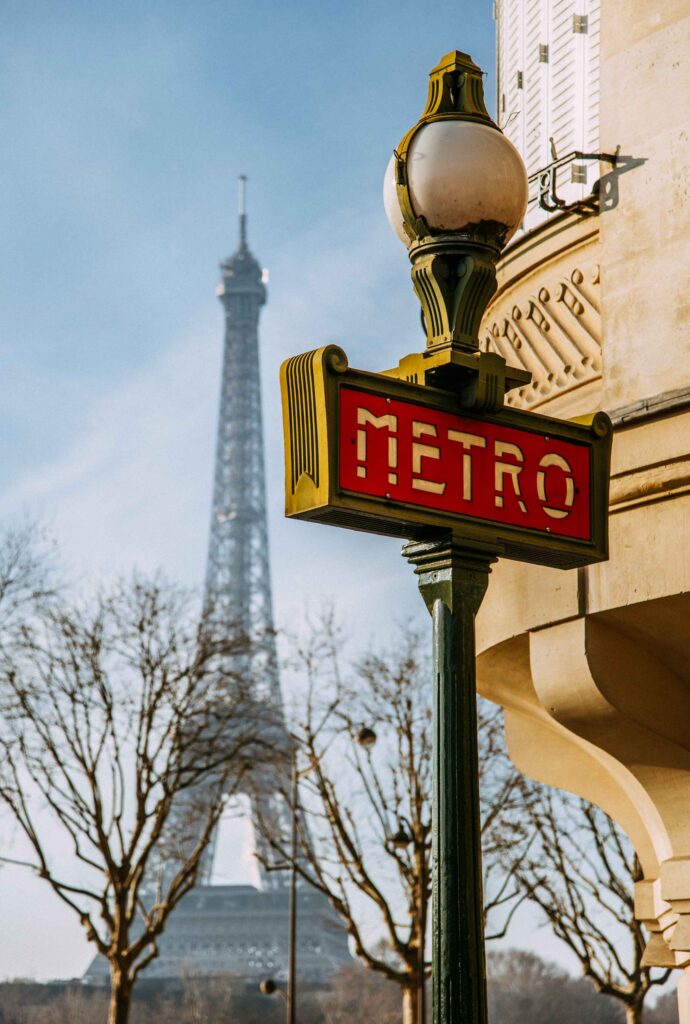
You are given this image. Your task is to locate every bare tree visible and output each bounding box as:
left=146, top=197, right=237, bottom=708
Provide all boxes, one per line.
left=0, top=573, right=270, bottom=1024
left=256, top=618, right=525, bottom=1024
left=0, top=976, right=326, bottom=1024
left=175, top=974, right=236, bottom=1024
left=0, top=521, right=56, bottom=628
left=0, top=982, right=110, bottom=1024
left=501, top=785, right=672, bottom=1024
left=487, top=948, right=625, bottom=1024
left=319, top=961, right=402, bottom=1024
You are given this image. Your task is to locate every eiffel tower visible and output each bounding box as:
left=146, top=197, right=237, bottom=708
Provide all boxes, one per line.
left=197, top=173, right=288, bottom=893
left=84, top=179, right=350, bottom=987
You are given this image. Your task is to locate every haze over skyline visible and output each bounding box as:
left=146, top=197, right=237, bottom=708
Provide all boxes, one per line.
left=0, top=0, right=580, bottom=983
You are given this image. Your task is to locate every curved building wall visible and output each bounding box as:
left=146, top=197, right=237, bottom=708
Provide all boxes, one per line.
left=487, top=1, right=690, bottom=1014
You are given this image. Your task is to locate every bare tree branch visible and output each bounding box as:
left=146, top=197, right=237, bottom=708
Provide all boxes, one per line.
left=500, top=782, right=671, bottom=1023
left=0, top=563, right=269, bottom=1024
left=254, top=618, right=524, bottom=1024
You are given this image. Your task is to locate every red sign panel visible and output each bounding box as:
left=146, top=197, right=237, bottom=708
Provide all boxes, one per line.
left=339, top=386, right=591, bottom=541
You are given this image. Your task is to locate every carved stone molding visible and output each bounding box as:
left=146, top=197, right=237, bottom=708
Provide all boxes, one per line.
left=482, top=261, right=601, bottom=410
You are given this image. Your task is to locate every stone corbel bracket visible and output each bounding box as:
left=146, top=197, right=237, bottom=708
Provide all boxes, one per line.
left=476, top=611, right=690, bottom=977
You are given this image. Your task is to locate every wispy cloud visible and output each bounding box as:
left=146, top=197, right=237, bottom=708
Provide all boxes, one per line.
left=2, top=200, right=421, bottom=632
left=1, top=309, right=219, bottom=581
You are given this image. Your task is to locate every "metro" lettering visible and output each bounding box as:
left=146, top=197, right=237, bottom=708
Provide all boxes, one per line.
left=339, top=388, right=590, bottom=541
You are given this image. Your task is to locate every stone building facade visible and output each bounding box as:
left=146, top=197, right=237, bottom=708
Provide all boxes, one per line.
left=483, top=2, right=690, bottom=1019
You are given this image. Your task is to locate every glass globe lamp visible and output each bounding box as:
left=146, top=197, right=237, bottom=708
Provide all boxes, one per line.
left=383, top=120, right=527, bottom=247
left=381, top=51, right=530, bottom=401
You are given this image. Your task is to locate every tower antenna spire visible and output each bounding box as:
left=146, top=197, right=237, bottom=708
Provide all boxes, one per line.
left=238, top=174, right=247, bottom=249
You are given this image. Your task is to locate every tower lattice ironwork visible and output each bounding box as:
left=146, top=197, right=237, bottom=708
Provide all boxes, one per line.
left=200, top=176, right=287, bottom=889
left=84, top=181, right=352, bottom=985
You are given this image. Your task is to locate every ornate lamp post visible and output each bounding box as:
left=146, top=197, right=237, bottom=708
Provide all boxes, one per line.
left=279, top=49, right=611, bottom=1024
left=382, top=53, right=529, bottom=1024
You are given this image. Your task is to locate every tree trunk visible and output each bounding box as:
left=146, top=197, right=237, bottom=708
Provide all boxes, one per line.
left=625, top=1003, right=643, bottom=1024
left=402, top=983, right=419, bottom=1024
left=108, top=964, right=133, bottom=1024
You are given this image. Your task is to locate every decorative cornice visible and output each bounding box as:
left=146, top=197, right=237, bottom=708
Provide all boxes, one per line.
left=481, top=259, right=601, bottom=410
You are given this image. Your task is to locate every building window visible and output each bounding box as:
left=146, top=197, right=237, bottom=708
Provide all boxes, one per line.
left=539, top=44, right=549, bottom=63
left=501, top=93, right=506, bottom=112
left=573, top=14, right=588, bottom=32
left=516, top=70, right=523, bottom=89
left=572, top=163, right=588, bottom=184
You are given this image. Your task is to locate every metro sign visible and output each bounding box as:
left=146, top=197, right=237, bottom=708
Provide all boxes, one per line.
left=340, top=387, right=591, bottom=539
left=281, top=346, right=612, bottom=569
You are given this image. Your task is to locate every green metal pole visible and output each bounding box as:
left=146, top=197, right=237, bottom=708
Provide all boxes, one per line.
left=287, top=749, right=298, bottom=1024
left=404, top=536, right=497, bottom=1024
left=418, top=858, right=427, bottom=1024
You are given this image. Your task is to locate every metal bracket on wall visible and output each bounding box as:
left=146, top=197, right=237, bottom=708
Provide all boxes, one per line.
left=530, top=150, right=618, bottom=214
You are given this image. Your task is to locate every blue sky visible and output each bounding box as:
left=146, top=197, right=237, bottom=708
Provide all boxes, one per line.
left=0, top=0, right=584, bottom=983
left=0, top=0, right=496, bottom=588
